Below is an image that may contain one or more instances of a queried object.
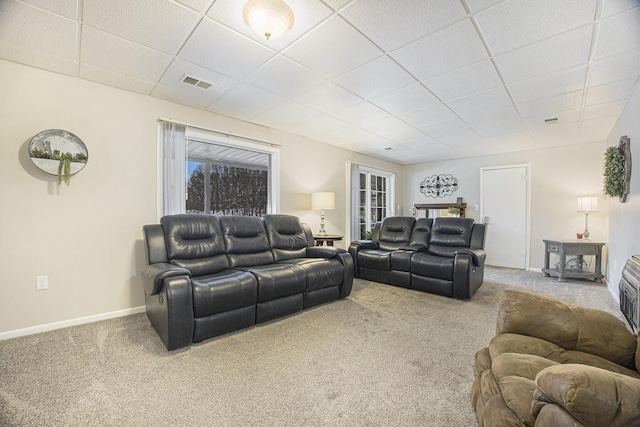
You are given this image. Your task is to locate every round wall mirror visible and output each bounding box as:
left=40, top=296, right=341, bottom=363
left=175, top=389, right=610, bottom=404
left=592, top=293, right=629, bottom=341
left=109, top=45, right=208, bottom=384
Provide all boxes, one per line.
left=28, top=129, right=88, bottom=183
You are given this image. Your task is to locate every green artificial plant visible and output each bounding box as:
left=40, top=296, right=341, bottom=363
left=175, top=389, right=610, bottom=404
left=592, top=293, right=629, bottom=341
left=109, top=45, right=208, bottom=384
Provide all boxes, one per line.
left=603, top=145, right=625, bottom=198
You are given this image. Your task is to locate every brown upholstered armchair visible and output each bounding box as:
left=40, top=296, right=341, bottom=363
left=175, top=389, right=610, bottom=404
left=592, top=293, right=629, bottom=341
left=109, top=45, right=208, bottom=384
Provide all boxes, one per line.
left=472, top=290, right=640, bottom=426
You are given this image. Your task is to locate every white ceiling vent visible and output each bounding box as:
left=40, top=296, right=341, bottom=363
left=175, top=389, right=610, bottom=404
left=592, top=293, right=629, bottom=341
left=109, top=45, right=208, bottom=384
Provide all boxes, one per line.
left=181, top=74, right=212, bottom=90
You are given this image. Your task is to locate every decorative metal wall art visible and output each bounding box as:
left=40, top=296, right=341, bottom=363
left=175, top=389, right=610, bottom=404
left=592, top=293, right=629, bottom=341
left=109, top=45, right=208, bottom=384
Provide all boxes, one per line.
left=420, top=174, right=458, bottom=198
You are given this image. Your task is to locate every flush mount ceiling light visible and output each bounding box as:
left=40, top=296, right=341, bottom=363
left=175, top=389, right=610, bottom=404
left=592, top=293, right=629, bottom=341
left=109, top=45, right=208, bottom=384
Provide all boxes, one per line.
left=243, top=0, right=294, bottom=41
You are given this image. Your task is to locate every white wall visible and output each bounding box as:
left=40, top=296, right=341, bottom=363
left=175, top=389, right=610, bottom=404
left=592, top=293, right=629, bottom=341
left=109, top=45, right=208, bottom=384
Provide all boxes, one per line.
left=0, top=60, right=401, bottom=334
left=404, top=142, right=606, bottom=270
left=605, top=82, right=640, bottom=294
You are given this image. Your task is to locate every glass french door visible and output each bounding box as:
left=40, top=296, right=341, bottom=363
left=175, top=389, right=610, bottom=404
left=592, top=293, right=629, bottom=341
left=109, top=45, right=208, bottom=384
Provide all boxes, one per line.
left=358, top=171, right=390, bottom=239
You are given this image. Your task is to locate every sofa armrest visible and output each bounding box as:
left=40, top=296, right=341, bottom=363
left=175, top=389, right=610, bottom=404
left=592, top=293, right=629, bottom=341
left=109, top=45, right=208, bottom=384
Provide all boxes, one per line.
left=455, top=248, right=486, bottom=266
left=141, top=263, right=191, bottom=295
left=306, top=246, right=346, bottom=259
left=532, top=364, right=640, bottom=427
left=349, top=240, right=378, bottom=250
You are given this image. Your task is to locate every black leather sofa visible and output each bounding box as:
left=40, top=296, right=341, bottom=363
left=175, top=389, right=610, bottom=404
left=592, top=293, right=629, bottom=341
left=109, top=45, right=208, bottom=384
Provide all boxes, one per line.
left=348, top=216, right=486, bottom=299
left=141, top=214, right=354, bottom=350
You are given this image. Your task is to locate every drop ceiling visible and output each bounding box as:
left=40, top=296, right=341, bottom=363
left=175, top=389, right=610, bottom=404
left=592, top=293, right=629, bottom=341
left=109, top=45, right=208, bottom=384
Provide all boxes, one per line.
left=1, top=0, right=639, bottom=165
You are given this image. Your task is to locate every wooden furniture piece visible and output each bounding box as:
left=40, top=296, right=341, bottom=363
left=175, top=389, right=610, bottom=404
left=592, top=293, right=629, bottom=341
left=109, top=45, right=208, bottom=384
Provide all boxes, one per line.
left=542, top=240, right=605, bottom=282
left=414, top=203, right=466, bottom=218
left=313, top=235, right=343, bottom=246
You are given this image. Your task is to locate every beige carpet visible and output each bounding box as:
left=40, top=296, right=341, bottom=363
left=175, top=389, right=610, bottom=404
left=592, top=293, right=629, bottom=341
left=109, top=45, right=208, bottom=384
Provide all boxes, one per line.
left=0, top=267, right=621, bottom=426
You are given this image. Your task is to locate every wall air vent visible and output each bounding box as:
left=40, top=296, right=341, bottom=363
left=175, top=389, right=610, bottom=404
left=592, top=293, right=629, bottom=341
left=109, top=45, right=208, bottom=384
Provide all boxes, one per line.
left=544, top=117, right=559, bottom=124
left=181, top=74, right=212, bottom=90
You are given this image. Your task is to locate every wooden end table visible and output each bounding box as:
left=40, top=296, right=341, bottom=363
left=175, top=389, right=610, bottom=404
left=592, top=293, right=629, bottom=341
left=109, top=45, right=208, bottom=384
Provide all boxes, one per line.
left=313, top=235, right=343, bottom=246
left=542, top=239, right=605, bottom=282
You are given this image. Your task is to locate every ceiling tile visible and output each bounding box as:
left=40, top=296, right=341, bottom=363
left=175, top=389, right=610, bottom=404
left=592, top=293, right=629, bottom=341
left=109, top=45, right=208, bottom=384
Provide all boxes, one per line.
left=446, top=86, right=513, bottom=116
left=0, top=38, right=78, bottom=76
left=582, top=99, right=626, bottom=121
left=83, top=0, right=200, bottom=54
left=341, top=0, right=467, bottom=52
left=151, top=84, right=216, bottom=108
left=294, top=82, right=363, bottom=114
left=173, top=0, right=212, bottom=13
left=495, top=25, right=593, bottom=84
left=370, top=84, right=440, bottom=115
left=466, top=0, right=508, bottom=14
left=333, top=102, right=390, bottom=124
left=284, top=16, right=382, bottom=79
left=245, top=56, right=325, bottom=98
left=158, top=58, right=239, bottom=100
left=209, top=83, right=286, bottom=120
left=0, top=1, right=77, bottom=59
left=391, top=19, right=489, bottom=80
left=485, top=131, right=535, bottom=152
left=18, top=0, right=77, bottom=19
left=589, top=47, right=640, bottom=87
left=292, top=115, right=350, bottom=139
left=207, top=0, right=333, bottom=51
left=586, top=77, right=638, bottom=105
left=515, top=90, right=583, bottom=118
left=179, top=19, right=274, bottom=79
left=464, top=105, right=526, bottom=137
left=81, top=26, right=172, bottom=82
left=475, top=0, right=597, bottom=55
left=334, top=56, right=416, bottom=99
left=252, top=102, right=323, bottom=129
left=80, top=63, right=155, bottom=94
left=421, top=117, right=479, bottom=141
left=508, top=65, right=587, bottom=103
left=579, top=116, right=618, bottom=142
left=360, top=116, right=425, bottom=142
left=602, top=0, right=640, bottom=17
left=425, top=60, right=503, bottom=101
left=594, top=7, right=640, bottom=59
left=398, top=103, right=458, bottom=128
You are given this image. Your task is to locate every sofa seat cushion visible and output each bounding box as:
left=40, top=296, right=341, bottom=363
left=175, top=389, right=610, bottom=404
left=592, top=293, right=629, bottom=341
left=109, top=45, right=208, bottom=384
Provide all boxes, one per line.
left=410, top=253, right=454, bottom=280
left=191, top=270, right=258, bottom=318
left=490, top=334, right=640, bottom=380
left=299, top=259, right=344, bottom=292
left=357, top=249, right=392, bottom=271
left=239, top=264, right=306, bottom=302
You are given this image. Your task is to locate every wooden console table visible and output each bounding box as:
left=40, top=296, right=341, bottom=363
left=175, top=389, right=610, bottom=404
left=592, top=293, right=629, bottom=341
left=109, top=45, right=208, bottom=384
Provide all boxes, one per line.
left=542, top=240, right=605, bottom=282
left=313, top=235, right=343, bottom=246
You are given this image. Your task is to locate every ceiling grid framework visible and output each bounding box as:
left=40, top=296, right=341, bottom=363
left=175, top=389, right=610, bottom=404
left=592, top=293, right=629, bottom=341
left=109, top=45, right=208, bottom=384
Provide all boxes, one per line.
left=1, top=0, right=639, bottom=164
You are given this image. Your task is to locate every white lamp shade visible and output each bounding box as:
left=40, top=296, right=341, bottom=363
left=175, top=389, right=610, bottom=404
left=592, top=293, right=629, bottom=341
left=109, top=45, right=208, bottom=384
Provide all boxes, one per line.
left=243, top=0, right=294, bottom=40
left=577, top=196, right=598, bottom=212
left=312, top=192, right=335, bottom=210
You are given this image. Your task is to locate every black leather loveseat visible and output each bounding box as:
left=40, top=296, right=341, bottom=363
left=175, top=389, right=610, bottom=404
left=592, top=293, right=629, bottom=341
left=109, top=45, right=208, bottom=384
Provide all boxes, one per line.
left=349, top=216, right=486, bottom=299
left=141, top=214, right=353, bottom=350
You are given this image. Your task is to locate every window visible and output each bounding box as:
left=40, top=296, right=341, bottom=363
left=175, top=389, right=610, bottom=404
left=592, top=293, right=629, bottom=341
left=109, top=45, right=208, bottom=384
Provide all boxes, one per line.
left=347, top=162, right=395, bottom=241
left=160, top=121, right=279, bottom=217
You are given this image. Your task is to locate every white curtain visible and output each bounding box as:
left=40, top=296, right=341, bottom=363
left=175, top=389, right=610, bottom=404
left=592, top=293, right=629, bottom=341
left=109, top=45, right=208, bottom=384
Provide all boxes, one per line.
left=160, top=121, right=186, bottom=216
left=346, top=161, right=361, bottom=242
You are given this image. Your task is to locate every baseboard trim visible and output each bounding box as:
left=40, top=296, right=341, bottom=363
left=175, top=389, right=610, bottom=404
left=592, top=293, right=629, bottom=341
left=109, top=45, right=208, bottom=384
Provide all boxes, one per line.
left=0, top=306, right=146, bottom=341
left=527, top=267, right=542, bottom=273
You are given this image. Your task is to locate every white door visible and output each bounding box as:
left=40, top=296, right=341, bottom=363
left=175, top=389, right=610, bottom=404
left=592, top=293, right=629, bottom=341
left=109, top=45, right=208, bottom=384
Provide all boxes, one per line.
left=481, top=165, right=529, bottom=269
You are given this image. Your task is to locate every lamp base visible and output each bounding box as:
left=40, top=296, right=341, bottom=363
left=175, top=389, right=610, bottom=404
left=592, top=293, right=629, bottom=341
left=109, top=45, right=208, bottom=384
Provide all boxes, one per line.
left=318, top=209, right=327, bottom=236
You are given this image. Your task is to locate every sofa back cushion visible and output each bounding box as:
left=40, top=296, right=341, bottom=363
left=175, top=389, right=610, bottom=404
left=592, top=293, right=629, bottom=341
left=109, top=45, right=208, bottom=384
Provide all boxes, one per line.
left=427, top=217, right=474, bottom=257
left=262, top=214, right=308, bottom=262
left=220, top=215, right=274, bottom=268
left=408, top=218, right=433, bottom=250
left=378, top=217, right=416, bottom=251
left=161, top=214, right=229, bottom=276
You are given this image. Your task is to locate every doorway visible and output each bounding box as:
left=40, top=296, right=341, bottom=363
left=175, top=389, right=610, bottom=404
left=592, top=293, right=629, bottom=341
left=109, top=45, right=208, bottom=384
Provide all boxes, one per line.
left=481, top=165, right=530, bottom=269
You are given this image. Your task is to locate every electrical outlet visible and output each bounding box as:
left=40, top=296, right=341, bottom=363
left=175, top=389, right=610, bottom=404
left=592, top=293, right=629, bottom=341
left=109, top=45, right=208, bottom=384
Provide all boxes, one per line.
left=36, top=275, right=48, bottom=290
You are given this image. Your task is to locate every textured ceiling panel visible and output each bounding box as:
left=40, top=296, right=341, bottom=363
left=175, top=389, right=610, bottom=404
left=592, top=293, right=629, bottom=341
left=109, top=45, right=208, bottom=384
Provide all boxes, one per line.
left=1, top=0, right=638, bottom=165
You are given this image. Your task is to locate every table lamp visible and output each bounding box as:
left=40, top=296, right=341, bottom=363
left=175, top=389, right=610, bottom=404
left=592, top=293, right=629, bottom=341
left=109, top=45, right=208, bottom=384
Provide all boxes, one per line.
left=311, top=192, right=335, bottom=236
left=577, top=196, right=598, bottom=239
